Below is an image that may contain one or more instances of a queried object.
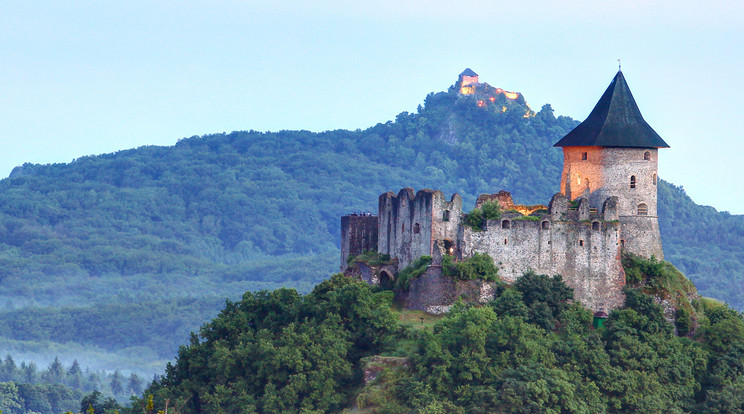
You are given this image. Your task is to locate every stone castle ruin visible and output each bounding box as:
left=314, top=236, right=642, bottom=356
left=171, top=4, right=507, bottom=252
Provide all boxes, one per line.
left=341, top=70, right=669, bottom=313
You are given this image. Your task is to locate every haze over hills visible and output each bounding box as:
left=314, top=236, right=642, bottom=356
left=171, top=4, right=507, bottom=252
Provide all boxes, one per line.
left=0, top=74, right=742, bottom=377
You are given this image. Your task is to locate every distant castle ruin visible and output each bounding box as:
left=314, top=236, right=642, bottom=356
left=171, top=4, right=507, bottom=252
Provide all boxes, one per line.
left=341, top=70, right=669, bottom=313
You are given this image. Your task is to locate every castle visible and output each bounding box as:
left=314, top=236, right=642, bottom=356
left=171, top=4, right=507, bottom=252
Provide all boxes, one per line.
left=341, top=70, right=669, bottom=313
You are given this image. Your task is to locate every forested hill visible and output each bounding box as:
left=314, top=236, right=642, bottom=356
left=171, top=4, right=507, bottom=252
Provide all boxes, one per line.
left=0, top=81, right=742, bottom=377
left=2, top=85, right=742, bottom=309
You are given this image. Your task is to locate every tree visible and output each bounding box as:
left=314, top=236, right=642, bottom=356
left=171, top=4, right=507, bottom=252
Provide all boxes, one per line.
left=0, top=382, right=23, bottom=414
left=127, top=373, right=143, bottom=396
left=67, top=360, right=82, bottom=390
left=490, top=288, right=528, bottom=318
left=0, top=356, right=16, bottom=382
left=20, top=361, right=37, bottom=384
left=132, top=276, right=396, bottom=413
left=514, top=272, right=573, bottom=330
left=43, top=356, right=65, bottom=384
left=79, top=390, right=121, bottom=414
left=109, top=370, right=123, bottom=396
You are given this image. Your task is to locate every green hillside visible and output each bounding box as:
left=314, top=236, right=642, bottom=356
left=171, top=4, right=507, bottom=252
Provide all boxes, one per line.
left=0, top=80, right=742, bottom=379
left=125, top=272, right=744, bottom=413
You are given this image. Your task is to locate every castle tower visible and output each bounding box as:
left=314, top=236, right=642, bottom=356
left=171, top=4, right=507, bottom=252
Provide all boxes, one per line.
left=458, top=68, right=479, bottom=94
left=458, top=68, right=479, bottom=86
left=554, top=70, right=669, bottom=259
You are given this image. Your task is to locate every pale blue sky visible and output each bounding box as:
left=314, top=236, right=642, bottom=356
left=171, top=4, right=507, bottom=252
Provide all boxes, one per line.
left=2, top=0, right=742, bottom=213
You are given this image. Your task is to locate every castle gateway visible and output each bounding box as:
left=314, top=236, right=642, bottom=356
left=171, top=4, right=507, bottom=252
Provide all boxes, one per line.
left=341, top=71, right=669, bottom=313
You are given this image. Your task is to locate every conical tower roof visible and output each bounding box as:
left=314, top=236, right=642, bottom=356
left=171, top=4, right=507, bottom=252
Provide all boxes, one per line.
left=554, top=71, right=669, bottom=148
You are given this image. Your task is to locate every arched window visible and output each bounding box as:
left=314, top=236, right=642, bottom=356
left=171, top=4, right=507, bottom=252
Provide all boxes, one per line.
left=502, top=220, right=510, bottom=229
left=579, top=239, right=584, bottom=246
left=592, top=221, right=600, bottom=231
left=542, top=221, right=550, bottom=229
left=644, top=151, right=651, bottom=161
left=653, top=173, right=657, bottom=185
left=442, top=210, right=450, bottom=221
left=504, top=239, right=508, bottom=245
left=630, top=175, right=636, bottom=189
left=637, top=203, right=648, bottom=215
left=413, top=223, right=421, bottom=234
left=443, top=239, right=455, bottom=255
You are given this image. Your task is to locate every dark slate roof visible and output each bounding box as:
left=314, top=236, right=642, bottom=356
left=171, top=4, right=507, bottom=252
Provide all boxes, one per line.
left=459, top=68, right=478, bottom=77
left=554, top=71, right=669, bottom=148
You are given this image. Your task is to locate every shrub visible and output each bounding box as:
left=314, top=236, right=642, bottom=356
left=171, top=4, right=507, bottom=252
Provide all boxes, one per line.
left=395, top=256, right=432, bottom=291
left=676, top=307, right=692, bottom=336
left=442, top=253, right=499, bottom=281
left=463, top=201, right=501, bottom=231
left=349, top=251, right=392, bottom=266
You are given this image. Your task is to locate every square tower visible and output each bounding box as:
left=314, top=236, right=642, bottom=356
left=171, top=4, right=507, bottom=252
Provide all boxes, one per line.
left=554, top=71, right=669, bottom=259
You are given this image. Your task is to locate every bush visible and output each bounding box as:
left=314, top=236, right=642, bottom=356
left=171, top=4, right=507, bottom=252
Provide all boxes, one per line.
left=463, top=201, right=501, bottom=231
left=442, top=253, right=499, bottom=282
left=396, top=256, right=432, bottom=291
left=676, top=307, right=692, bottom=336
left=349, top=251, right=392, bottom=266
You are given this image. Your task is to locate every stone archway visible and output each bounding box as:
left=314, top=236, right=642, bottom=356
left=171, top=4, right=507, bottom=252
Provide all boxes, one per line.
left=443, top=239, right=455, bottom=256
left=379, top=270, right=394, bottom=290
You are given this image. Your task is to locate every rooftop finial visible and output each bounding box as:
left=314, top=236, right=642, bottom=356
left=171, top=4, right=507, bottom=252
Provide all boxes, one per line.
left=617, top=59, right=622, bottom=71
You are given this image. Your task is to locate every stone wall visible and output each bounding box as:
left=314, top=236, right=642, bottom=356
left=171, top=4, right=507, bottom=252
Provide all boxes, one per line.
left=561, top=147, right=658, bottom=214
left=351, top=262, right=398, bottom=287
left=460, top=193, right=625, bottom=311
left=405, top=266, right=497, bottom=314
left=340, top=214, right=379, bottom=270
left=378, top=188, right=462, bottom=270
left=348, top=175, right=660, bottom=312
left=620, top=216, right=664, bottom=259
left=560, top=146, right=663, bottom=259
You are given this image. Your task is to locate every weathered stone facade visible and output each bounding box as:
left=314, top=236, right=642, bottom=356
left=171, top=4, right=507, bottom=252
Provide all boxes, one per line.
left=343, top=189, right=628, bottom=312
left=560, top=146, right=663, bottom=259
left=340, top=214, right=378, bottom=269
left=377, top=189, right=461, bottom=269
left=405, top=266, right=497, bottom=314
left=460, top=193, right=625, bottom=311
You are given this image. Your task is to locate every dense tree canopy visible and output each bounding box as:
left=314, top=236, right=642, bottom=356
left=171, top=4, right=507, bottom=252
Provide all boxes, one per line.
left=128, top=265, right=744, bottom=414
left=138, top=274, right=397, bottom=413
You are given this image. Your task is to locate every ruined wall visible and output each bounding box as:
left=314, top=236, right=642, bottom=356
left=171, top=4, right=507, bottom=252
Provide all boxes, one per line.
left=460, top=193, right=625, bottom=311
left=430, top=192, right=462, bottom=263
left=340, top=214, right=379, bottom=270
left=405, top=266, right=497, bottom=314
left=476, top=190, right=515, bottom=209
left=378, top=188, right=462, bottom=270
left=352, top=262, right=397, bottom=287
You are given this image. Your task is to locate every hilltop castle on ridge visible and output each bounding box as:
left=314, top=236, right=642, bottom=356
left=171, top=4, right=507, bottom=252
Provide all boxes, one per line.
left=341, top=70, right=669, bottom=313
